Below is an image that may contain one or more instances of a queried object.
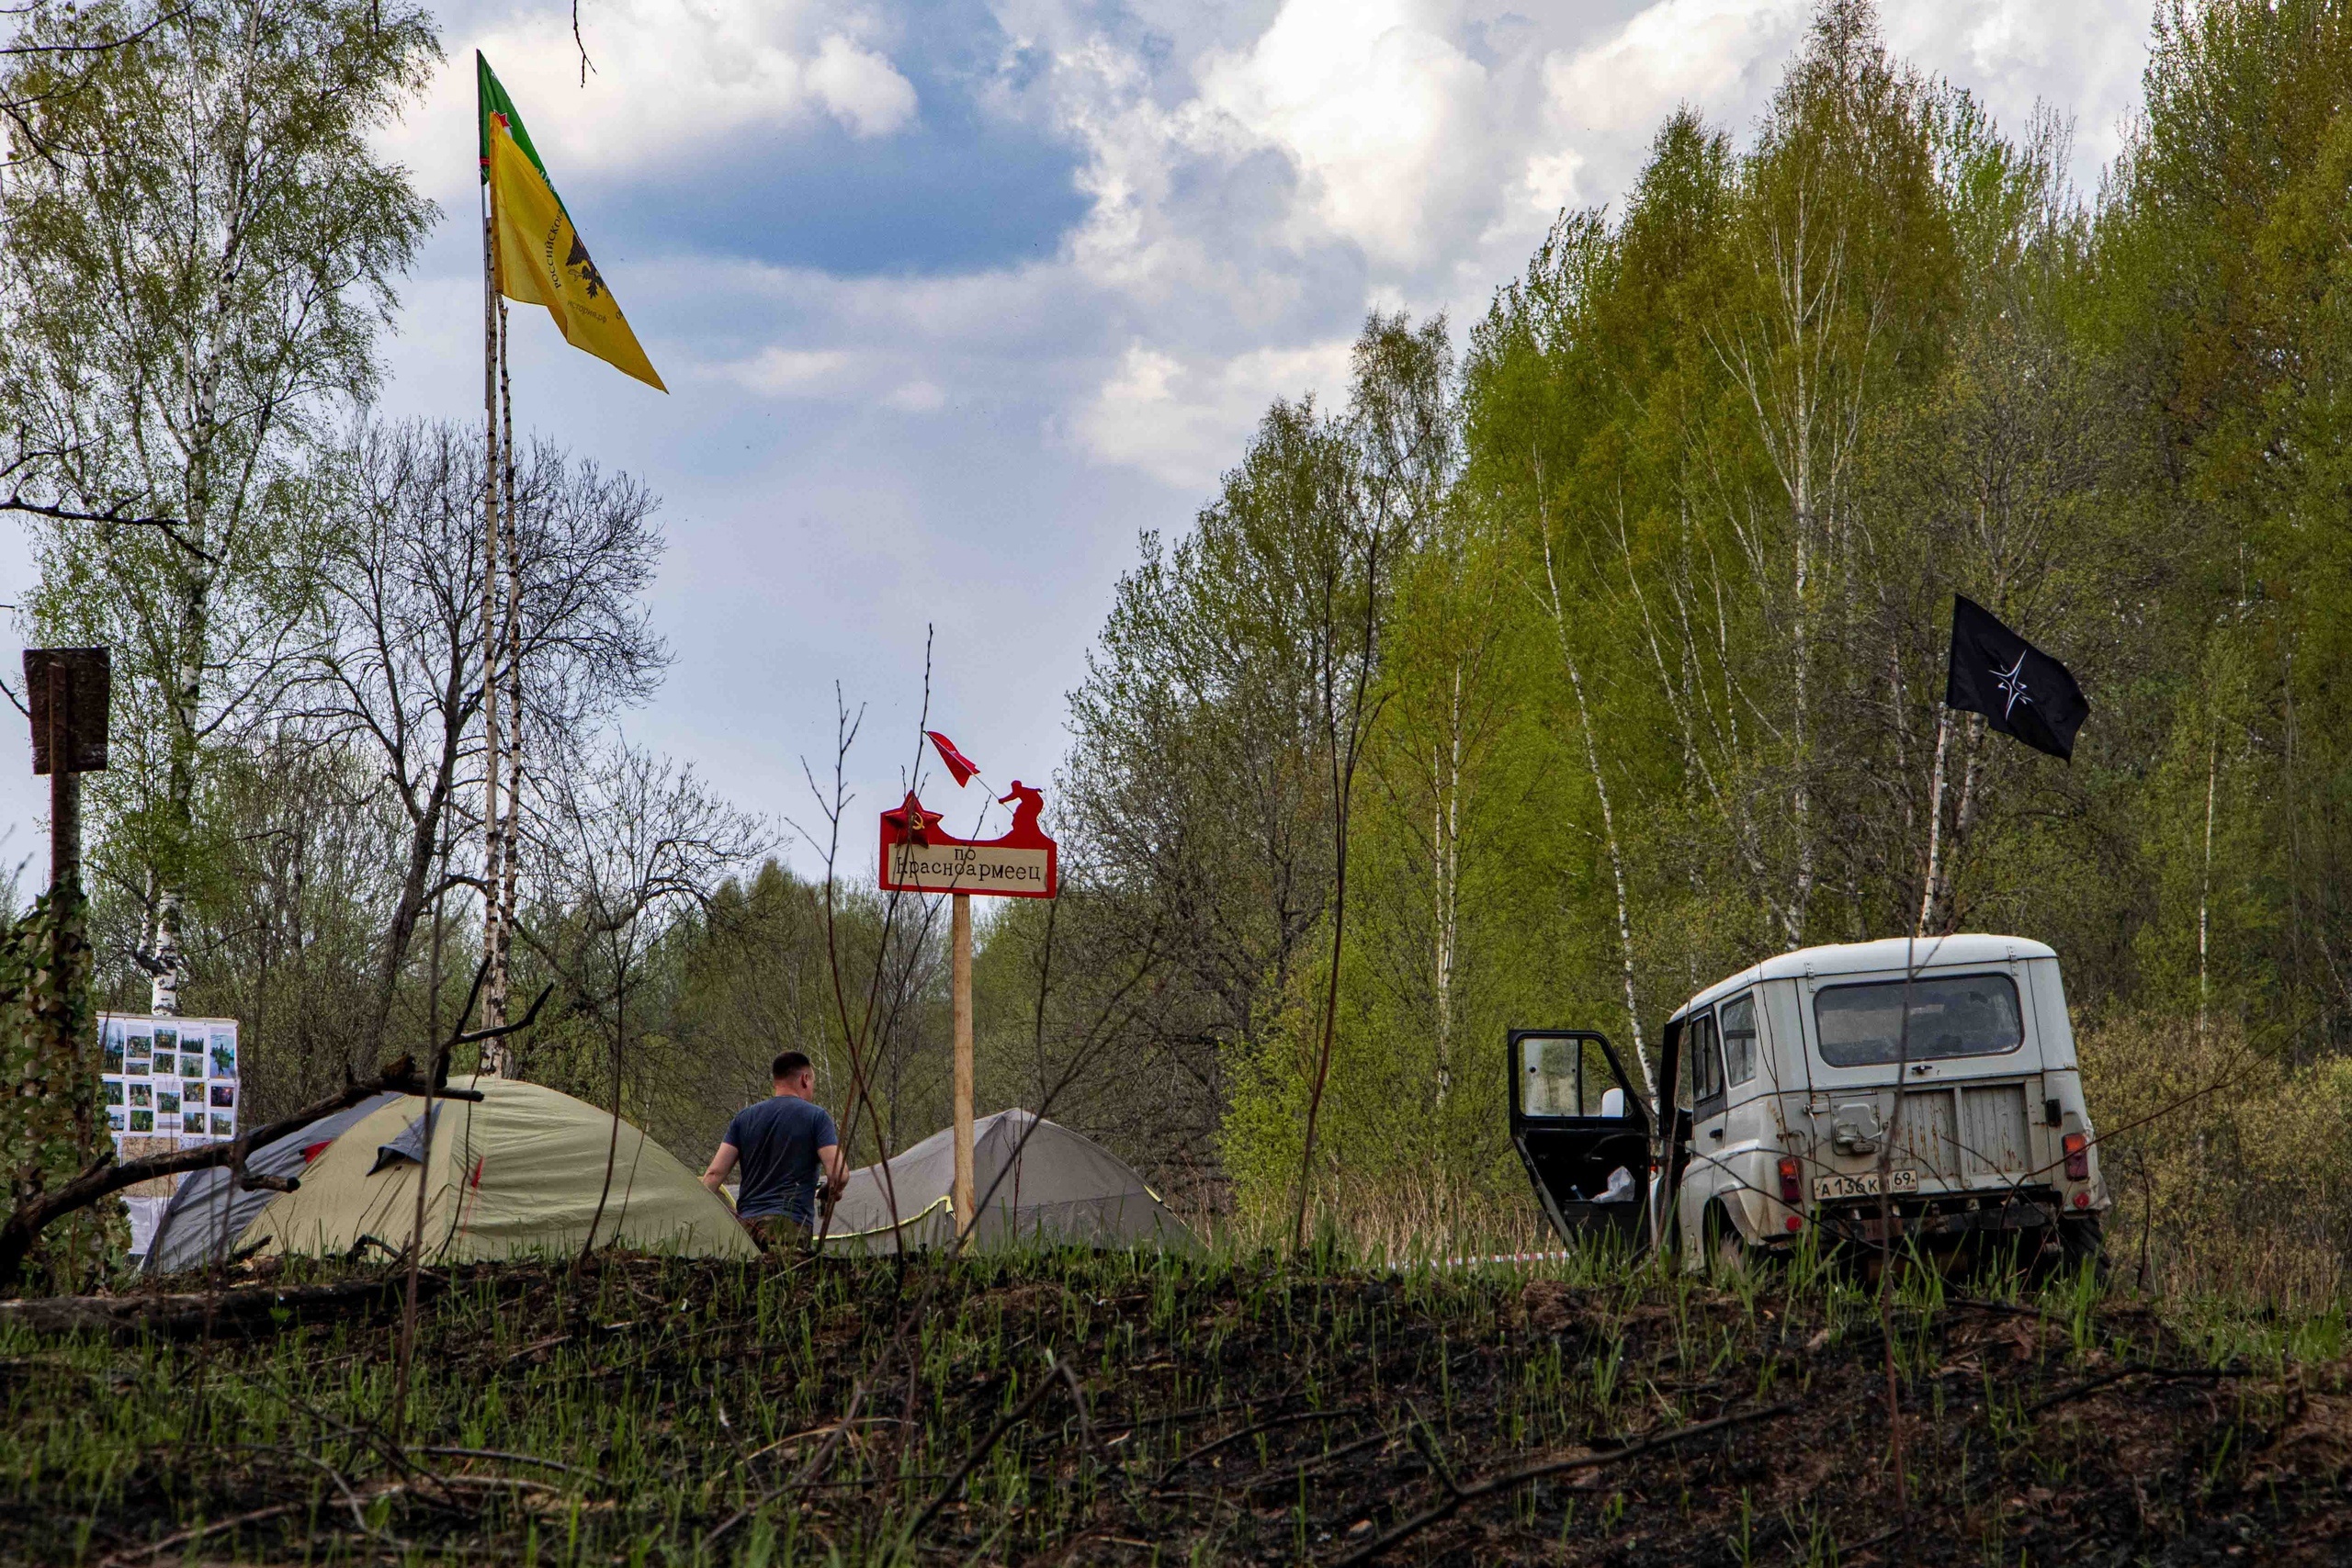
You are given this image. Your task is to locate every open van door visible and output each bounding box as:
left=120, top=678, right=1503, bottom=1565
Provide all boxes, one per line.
left=1508, top=1029, right=1652, bottom=1250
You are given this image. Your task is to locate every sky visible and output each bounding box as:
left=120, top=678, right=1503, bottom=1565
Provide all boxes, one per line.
left=2, top=0, right=2160, bottom=885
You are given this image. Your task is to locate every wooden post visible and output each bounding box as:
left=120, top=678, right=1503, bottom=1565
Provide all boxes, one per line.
left=46, top=661, right=74, bottom=893
left=27, top=649, right=104, bottom=891
left=951, top=891, right=974, bottom=1236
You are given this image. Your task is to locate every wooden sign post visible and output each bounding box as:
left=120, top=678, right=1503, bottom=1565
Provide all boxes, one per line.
left=881, top=778, right=1057, bottom=1238
left=26, top=648, right=110, bottom=895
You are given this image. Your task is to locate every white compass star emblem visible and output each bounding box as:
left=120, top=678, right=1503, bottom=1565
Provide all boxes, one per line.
left=1990, top=653, right=2033, bottom=719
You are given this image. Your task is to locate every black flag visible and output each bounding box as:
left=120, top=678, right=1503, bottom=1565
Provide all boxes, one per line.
left=1944, top=595, right=2088, bottom=761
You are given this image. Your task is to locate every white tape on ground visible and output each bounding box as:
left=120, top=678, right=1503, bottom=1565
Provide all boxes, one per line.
left=1426, top=1250, right=1575, bottom=1269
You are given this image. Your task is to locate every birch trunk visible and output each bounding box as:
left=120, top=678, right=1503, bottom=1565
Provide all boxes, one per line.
left=494, top=334, right=525, bottom=1062
left=1916, top=707, right=1951, bottom=935
left=153, top=364, right=220, bottom=1017
left=478, top=212, right=509, bottom=1062
left=1430, top=662, right=1461, bottom=1108
left=1926, top=713, right=1988, bottom=935
left=1538, top=517, right=1651, bottom=1097
left=2199, top=732, right=2217, bottom=1041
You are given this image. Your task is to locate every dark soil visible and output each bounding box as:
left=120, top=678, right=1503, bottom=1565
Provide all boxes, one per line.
left=1, top=1250, right=2346, bottom=1564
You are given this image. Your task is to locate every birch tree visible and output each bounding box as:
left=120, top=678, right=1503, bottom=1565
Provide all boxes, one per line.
left=1696, top=0, right=1947, bottom=948
left=302, top=420, right=665, bottom=1059
left=0, top=0, right=437, bottom=1013
left=1346, top=315, right=1470, bottom=1099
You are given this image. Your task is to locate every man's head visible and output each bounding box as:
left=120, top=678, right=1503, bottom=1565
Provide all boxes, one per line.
left=772, top=1051, right=815, bottom=1098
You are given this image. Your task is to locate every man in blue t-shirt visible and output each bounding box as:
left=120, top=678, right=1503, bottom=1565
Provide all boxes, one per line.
left=702, top=1052, right=848, bottom=1249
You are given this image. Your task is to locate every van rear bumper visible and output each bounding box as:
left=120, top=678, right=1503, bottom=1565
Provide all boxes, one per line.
left=1812, top=1188, right=2064, bottom=1247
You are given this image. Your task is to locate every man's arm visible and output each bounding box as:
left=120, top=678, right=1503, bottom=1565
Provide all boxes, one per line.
left=702, top=1141, right=740, bottom=1197
left=819, top=1142, right=849, bottom=1199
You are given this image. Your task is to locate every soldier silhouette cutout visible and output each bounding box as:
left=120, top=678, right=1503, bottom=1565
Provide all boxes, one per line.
left=998, top=780, right=1047, bottom=846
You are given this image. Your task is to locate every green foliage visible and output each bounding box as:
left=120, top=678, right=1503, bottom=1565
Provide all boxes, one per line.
left=0, top=886, right=125, bottom=1292
left=0, top=0, right=442, bottom=1009
left=2095, top=0, right=2352, bottom=1052
left=1050, top=0, right=2352, bottom=1235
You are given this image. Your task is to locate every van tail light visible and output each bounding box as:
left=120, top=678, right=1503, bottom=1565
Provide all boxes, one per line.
left=1778, top=1156, right=1804, bottom=1205
left=2062, top=1133, right=2089, bottom=1182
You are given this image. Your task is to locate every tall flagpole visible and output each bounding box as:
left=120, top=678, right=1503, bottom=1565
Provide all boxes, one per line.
left=494, top=296, right=522, bottom=1047
left=479, top=166, right=510, bottom=1065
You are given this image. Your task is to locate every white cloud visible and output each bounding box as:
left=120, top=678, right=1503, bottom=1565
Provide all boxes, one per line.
left=884, top=379, right=946, bottom=412
left=1192, top=0, right=1496, bottom=270
left=1520, top=147, right=1588, bottom=220
left=1014, top=0, right=2154, bottom=493
left=806, top=33, right=920, bottom=139
left=379, top=0, right=918, bottom=197
left=997, top=4, right=1519, bottom=322
left=1537, top=0, right=2145, bottom=214
left=1544, top=0, right=1806, bottom=141
left=712, top=345, right=853, bottom=396
left=1881, top=0, right=2148, bottom=178
left=1074, top=339, right=1353, bottom=491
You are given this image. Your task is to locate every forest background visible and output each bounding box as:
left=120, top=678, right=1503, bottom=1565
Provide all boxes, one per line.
left=3, top=0, right=2349, bottom=1298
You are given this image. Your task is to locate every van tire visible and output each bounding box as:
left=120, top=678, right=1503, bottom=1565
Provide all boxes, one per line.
left=2058, top=1213, right=2107, bottom=1279
left=1703, top=1203, right=1749, bottom=1279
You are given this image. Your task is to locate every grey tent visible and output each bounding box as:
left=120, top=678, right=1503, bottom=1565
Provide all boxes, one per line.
left=821, top=1109, right=1192, bottom=1253
left=141, top=1091, right=401, bottom=1273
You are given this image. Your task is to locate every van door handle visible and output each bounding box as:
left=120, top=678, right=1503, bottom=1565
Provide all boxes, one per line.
left=1708, top=1128, right=1724, bottom=1141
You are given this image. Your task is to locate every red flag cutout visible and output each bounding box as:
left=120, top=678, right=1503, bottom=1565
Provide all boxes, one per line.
left=927, top=730, right=979, bottom=787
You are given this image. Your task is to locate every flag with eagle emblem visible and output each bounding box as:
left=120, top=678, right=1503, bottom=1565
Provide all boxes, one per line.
left=478, top=54, right=665, bottom=391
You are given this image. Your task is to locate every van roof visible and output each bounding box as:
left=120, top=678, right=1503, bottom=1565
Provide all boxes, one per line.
left=1670, top=934, right=2055, bottom=1021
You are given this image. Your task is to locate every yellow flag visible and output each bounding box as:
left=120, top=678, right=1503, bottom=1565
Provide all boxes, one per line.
left=487, top=118, right=665, bottom=392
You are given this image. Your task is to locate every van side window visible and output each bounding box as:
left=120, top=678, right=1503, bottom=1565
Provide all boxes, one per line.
left=1687, top=1011, right=1724, bottom=1108
left=1720, top=993, right=1758, bottom=1085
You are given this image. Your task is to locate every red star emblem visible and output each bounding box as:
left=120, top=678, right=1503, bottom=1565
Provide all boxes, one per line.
left=881, top=791, right=943, bottom=846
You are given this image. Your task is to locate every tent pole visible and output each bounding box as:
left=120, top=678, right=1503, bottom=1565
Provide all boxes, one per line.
left=952, top=892, right=974, bottom=1237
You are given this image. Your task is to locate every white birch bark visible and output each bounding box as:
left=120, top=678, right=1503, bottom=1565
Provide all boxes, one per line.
left=478, top=220, right=509, bottom=1064
left=2199, top=731, right=2217, bottom=1042
left=1916, top=706, right=1951, bottom=936
left=493, top=344, right=525, bottom=1063
left=1430, top=661, right=1461, bottom=1108
left=1536, top=498, right=1651, bottom=1098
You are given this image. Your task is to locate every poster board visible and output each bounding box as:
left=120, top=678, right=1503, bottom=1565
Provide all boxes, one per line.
left=99, top=1014, right=239, bottom=1201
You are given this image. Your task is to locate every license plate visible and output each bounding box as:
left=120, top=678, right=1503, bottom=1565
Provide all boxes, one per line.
left=1812, top=1169, right=1919, bottom=1201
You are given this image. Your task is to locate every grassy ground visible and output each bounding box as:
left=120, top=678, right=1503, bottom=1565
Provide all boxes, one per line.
left=1, top=1238, right=2347, bottom=1565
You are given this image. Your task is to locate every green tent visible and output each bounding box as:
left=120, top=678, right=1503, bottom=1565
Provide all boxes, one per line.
left=236, top=1077, right=756, bottom=1263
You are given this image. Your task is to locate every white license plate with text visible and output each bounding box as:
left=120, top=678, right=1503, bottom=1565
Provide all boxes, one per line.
left=1812, top=1169, right=1919, bottom=1201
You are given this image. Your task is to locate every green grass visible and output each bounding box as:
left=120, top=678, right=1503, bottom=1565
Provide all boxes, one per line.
left=0, top=1239, right=2345, bottom=1564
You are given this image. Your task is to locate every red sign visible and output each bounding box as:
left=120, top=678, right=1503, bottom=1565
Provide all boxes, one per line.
left=879, top=781, right=1057, bottom=899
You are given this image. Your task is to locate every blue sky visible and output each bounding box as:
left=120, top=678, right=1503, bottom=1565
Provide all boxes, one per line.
left=0, top=0, right=2158, bottom=884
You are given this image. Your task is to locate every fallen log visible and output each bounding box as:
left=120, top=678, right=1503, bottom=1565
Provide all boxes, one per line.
left=0, top=1275, right=442, bottom=1338
left=1334, top=1400, right=1797, bottom=1565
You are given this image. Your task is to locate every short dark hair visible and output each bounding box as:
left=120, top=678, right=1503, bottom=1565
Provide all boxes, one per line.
left=772, top=1052, right=813, bottom=1082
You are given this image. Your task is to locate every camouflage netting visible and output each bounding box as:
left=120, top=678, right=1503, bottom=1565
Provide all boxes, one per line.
left=0, top=885, right=125, bottom=1292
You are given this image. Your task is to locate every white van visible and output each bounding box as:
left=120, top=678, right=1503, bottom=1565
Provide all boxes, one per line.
left=1508, top=935, right=2109, bottom=1269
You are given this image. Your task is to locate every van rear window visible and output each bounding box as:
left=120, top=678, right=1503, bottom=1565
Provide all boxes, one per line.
left=1812, top=974, right=2024, bottom=1066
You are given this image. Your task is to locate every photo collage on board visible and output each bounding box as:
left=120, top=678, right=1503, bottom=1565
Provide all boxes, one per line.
left=98, top=1014, right=238, bottom=1149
